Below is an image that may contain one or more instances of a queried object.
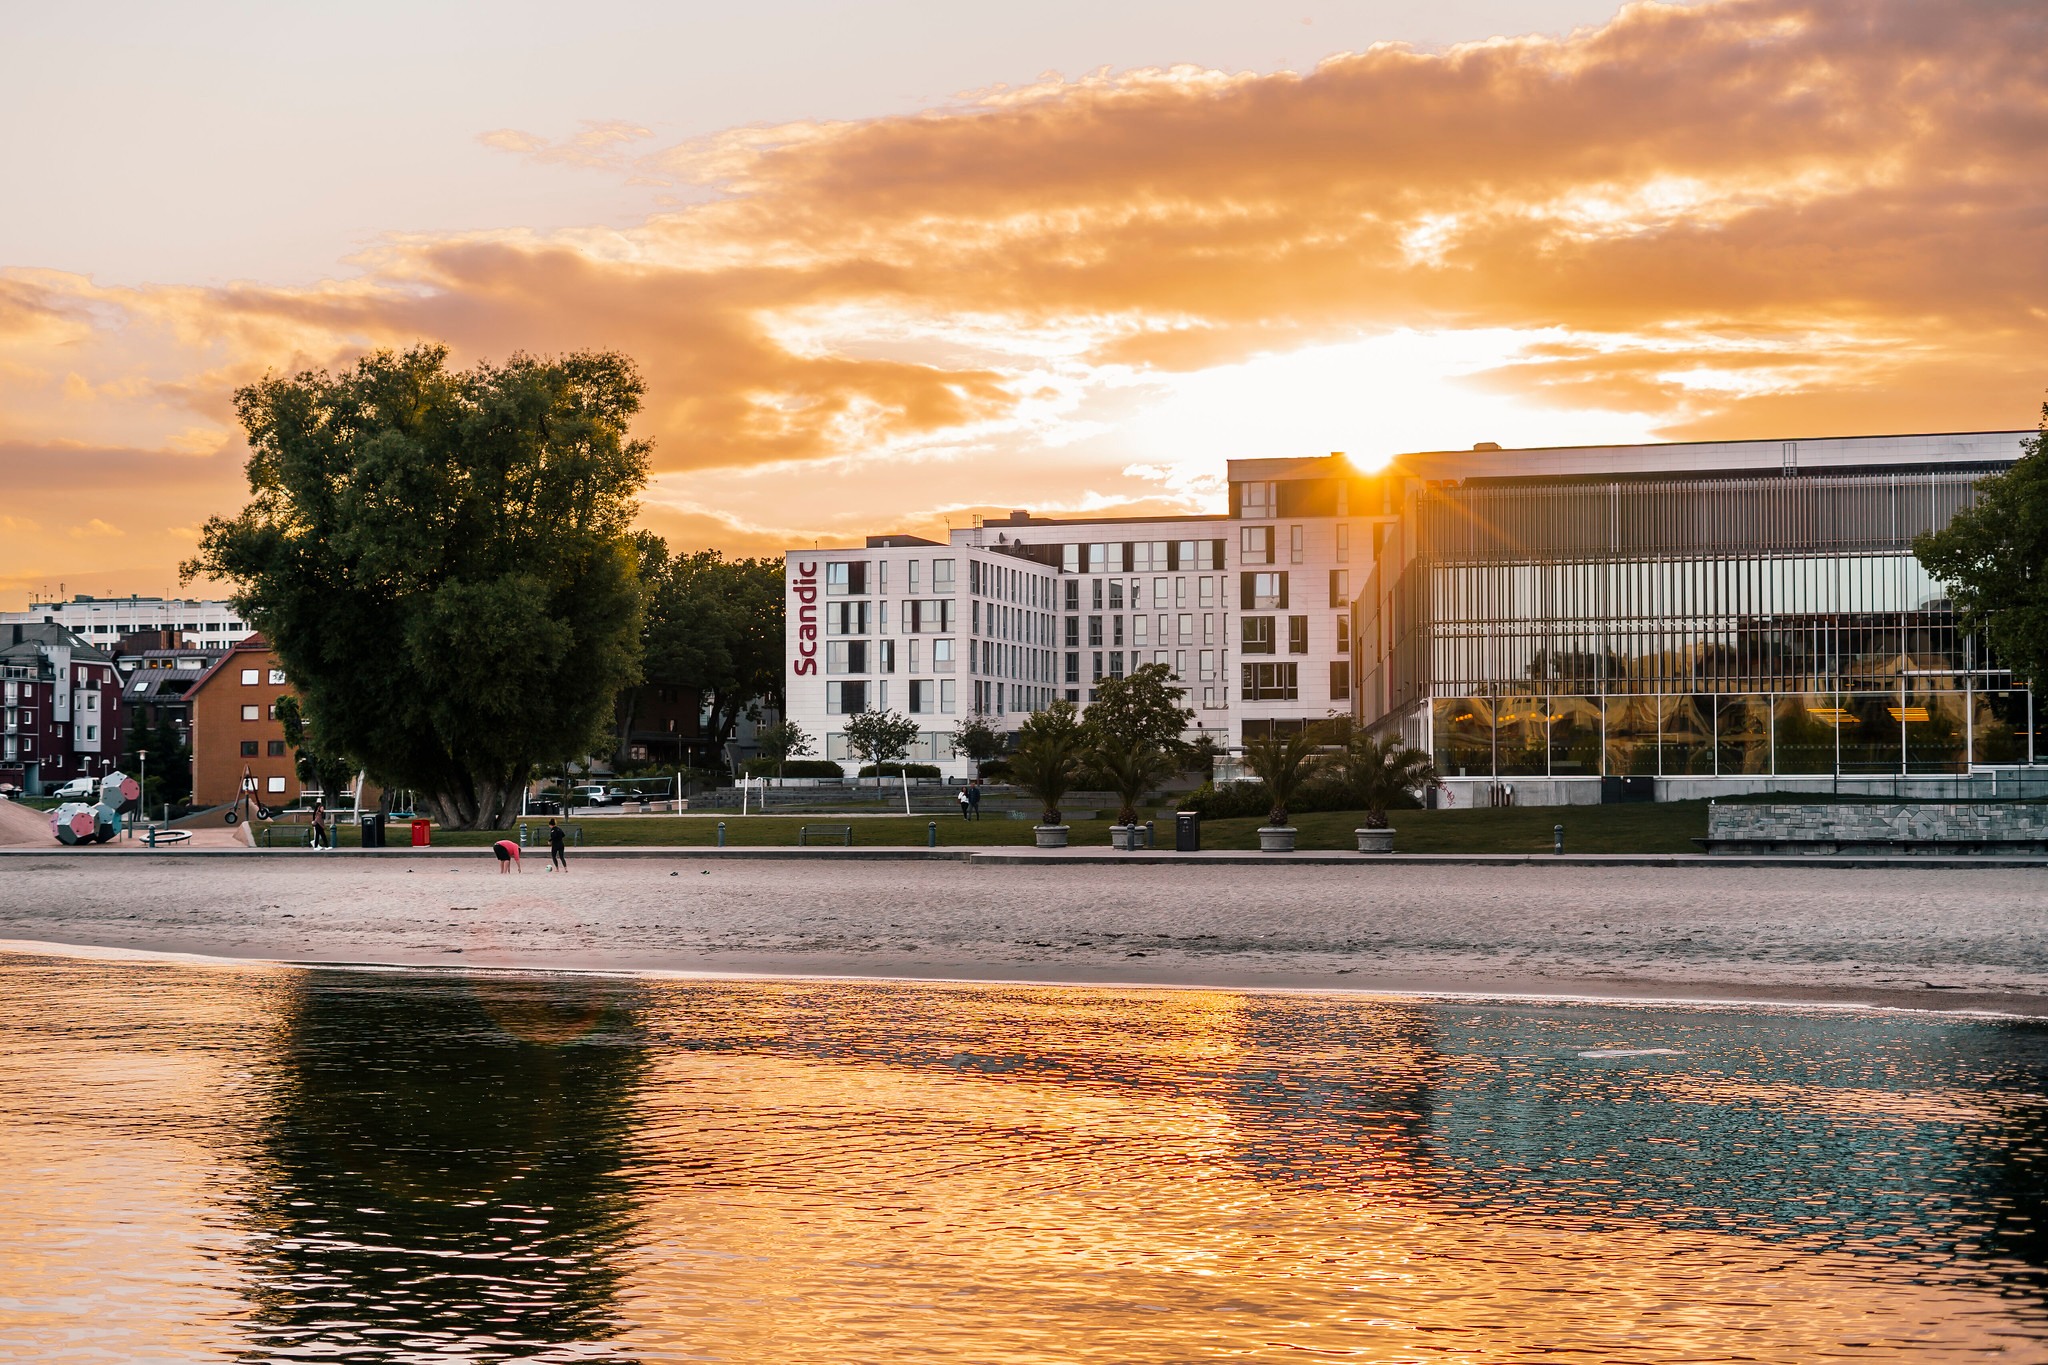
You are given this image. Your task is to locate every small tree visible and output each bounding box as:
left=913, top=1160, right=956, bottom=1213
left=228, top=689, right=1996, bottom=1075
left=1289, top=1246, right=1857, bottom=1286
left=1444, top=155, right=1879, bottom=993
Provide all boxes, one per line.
left=1242, top=729, right=1321, bottom=827
left=754, top=718, right=815, bottom=778
left=1094, top=736, right=1174, bottom=827
left=1011, top=701, right=1084, bottom=825
left=842, top=709, right=920, bottom=813
left=950, top=711, right=1005, bottom=775
left=1914, top=404, right=2048, bottom=687
left=1083, top=662, right=1194, bottom=751
left=1344, top=733, right=1438, bottom=829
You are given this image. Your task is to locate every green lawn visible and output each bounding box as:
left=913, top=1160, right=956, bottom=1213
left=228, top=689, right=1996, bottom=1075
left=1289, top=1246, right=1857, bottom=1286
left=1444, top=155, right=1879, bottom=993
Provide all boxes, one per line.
left=270, top=800, right=1710, bottom=854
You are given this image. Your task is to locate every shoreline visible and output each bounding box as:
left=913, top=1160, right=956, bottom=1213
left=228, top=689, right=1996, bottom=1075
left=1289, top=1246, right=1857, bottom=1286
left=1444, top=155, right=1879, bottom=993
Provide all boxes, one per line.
left=2, top=935, right=2043, bottom=1019
left=6, top=856, right=2045, bottom=1019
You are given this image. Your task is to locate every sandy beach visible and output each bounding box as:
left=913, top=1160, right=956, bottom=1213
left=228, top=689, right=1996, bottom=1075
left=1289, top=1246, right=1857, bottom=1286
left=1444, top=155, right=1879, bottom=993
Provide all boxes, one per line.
left=2, top=853, right=2044, bottom=1013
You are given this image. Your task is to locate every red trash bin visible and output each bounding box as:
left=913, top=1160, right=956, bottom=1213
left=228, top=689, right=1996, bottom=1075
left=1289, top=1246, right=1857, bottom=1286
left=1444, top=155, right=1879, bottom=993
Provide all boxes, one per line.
left=410, top=818, right=432, bottom=847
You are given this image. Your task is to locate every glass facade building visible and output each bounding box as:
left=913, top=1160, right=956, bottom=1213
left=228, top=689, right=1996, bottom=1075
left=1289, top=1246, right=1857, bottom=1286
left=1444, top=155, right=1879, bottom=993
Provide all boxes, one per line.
left=1354, top=431, right=2040, bottom=791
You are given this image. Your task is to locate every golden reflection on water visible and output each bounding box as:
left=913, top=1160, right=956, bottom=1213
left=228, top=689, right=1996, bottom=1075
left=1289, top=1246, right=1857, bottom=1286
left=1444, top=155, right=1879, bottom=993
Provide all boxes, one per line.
left=0, top=956, right=2043, bottom=1362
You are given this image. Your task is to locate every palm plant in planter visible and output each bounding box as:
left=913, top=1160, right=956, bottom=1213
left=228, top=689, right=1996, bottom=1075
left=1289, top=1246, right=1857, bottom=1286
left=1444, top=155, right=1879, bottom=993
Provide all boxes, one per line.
left=1242, top=729, right=1321, bottom=851
left=1011, top=701, right=1083, bottom=847
left=1345, top=733, right=1437, bottom=852
left=1095, top=736, right=1174, bottom=850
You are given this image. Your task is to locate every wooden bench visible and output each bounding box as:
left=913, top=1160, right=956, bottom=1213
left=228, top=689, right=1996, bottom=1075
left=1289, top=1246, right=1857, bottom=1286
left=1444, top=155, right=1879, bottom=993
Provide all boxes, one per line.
left=798, top=824, right=854, bottom=846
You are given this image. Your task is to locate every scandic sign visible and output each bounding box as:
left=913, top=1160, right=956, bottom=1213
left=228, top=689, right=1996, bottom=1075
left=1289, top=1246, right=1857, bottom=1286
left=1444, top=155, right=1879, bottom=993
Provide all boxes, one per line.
left=791, top=560, right=818, bottom=675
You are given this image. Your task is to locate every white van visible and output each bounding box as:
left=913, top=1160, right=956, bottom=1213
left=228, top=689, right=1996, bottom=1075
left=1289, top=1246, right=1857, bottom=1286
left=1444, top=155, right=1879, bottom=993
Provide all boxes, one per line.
left=50, top=777, right=98, bottom=801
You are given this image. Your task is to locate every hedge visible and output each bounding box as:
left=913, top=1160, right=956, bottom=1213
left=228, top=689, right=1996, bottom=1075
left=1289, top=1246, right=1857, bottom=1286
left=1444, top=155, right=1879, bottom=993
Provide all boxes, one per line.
left=857, top=763, right=944, bottom=779
left=742, top=759, right=845, bottom=779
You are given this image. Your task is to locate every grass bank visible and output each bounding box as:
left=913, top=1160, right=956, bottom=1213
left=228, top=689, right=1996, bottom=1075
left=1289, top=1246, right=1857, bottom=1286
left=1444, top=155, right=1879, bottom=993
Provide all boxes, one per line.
left=264, top=800, right=1709, bottom=854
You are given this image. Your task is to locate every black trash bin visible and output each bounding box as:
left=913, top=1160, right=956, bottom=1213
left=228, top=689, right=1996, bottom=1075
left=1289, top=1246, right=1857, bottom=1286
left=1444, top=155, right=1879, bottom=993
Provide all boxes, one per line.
left=1174, top=810, right=1201, bottom=852
left=359, top=812, right=386, bottom=848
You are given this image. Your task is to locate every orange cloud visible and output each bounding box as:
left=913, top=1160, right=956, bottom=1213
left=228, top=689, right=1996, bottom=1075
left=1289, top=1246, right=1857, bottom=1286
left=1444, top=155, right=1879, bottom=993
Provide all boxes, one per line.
left=3, top=0, right=2044, bottom=603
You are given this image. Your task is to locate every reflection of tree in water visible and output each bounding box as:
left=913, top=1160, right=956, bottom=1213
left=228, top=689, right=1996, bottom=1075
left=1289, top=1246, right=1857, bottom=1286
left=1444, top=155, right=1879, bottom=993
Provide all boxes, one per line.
left=234, top=971, right=647, bottom=1362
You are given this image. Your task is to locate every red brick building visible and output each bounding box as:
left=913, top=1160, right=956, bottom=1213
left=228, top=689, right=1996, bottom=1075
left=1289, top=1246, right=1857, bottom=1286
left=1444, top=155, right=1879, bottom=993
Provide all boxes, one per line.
left=0, top=623, right=126, bottom=795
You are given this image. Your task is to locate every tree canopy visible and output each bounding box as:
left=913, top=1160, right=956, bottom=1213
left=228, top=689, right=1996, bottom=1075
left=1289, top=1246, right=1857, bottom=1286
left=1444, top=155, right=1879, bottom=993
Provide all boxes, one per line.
left=1915, top=407, right=2048, bottom=688
left=1082, top=662, right=1194, bottom=751
left=632, top=535, right=785, bottom=754
left=186, top=345, right=649, bottom=829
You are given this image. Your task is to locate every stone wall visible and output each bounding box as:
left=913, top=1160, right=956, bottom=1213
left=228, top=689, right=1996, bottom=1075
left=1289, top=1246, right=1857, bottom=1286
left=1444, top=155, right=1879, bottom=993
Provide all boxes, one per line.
left=1706, top=803, right=2048, bottom=854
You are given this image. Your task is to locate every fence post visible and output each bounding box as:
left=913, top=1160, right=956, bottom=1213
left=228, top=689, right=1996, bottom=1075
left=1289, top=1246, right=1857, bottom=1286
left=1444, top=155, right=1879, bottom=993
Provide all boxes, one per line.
left=717, top=821, right=726, bottom=848
left=927, top=821, right=937, bottom=848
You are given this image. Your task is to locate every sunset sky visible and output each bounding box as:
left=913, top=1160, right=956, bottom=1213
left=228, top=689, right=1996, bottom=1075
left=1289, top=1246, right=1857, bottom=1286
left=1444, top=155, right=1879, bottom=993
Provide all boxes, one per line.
left=2, top=0, right=2043, bottom=607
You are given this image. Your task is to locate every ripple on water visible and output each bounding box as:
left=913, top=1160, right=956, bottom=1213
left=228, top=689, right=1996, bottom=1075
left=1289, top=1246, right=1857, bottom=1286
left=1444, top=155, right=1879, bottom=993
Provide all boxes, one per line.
left=0, top=954, right=2043, bottom=1362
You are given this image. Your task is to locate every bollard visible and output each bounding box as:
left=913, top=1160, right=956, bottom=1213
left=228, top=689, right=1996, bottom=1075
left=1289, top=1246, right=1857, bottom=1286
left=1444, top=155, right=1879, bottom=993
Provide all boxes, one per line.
left=928, top=821, right=937, bottom=848
left=1553, top=823, right=1564, bottom=855
left=717, top=821, right=726, bottom=848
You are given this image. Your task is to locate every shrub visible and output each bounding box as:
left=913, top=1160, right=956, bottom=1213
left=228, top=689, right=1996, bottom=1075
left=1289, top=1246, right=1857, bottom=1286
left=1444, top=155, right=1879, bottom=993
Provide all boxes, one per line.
left=975, top=758, right=1013, bottom=783
left=857, top=762, right=942, bottom=779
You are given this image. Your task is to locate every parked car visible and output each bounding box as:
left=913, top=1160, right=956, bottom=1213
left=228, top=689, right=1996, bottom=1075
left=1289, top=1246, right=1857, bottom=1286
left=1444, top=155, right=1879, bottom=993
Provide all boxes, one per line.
left=50, top=777, right=97, bottom=801
left=571, top=784, right=622, bottom=807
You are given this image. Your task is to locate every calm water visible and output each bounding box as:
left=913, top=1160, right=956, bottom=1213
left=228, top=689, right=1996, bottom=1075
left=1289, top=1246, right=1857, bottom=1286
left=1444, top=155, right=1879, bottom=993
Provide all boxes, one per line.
left=1, top=954, right=2046, bottom=1362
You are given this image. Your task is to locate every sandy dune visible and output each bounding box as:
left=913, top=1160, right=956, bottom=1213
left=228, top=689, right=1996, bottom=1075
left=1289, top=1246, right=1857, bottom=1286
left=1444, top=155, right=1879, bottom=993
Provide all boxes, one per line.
left=0, top=800, right=50, bottom=847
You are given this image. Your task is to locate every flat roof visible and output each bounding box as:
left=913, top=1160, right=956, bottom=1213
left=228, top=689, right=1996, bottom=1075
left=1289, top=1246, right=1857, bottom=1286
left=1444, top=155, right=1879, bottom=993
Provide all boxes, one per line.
left=1391, top=429, right=2033, bottom=481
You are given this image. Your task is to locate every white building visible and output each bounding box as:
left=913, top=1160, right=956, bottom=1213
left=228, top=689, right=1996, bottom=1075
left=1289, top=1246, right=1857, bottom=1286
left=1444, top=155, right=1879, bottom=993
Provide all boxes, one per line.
left=0, top=595, right=246, bottom=646
left=782, top=455, right=1372, bottom=776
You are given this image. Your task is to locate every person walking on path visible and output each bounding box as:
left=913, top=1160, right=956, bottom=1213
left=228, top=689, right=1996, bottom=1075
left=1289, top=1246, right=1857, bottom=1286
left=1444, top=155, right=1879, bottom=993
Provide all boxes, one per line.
left=547, top=818, right=568, bottom=872
left=492, top=838, right=521, bottom=873
left=966, top=782, right=982, bottom=821
left=957, top=787, right=972, bottom=820
left=310, top=800, right=328, bottom=850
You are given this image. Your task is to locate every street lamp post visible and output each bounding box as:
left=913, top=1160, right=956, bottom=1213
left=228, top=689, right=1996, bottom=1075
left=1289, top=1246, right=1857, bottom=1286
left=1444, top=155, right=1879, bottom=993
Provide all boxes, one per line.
left=135, top=749, right=147, bottom=841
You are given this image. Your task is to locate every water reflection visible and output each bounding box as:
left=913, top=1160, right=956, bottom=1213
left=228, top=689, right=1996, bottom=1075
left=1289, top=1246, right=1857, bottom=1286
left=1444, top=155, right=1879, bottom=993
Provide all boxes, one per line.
left=0, top=955, right=2045, bottom=1361
left=236, top=972, right=647, bottom=1361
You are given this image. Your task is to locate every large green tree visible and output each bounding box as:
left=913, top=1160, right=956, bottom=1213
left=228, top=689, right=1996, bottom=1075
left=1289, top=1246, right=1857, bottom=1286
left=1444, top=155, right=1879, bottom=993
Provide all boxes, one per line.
left=630, top=536, right=785, bottom=757
left=186, top=345, right=649, bottom=829
left=1082, top=662, right=1195, bottom=751
left=1915, top=407, right=2048, bottom=687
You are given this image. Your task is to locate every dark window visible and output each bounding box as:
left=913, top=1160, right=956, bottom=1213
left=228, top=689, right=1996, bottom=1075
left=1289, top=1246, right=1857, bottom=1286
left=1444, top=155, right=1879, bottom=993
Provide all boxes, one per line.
left=1064, top=579, right=1080, bottom=609
left=1064, top=652, right=1080, bottom=684
left=1064, top=617, right=1079, bottom=647
left=1330, top=660, right=1352, bottom=700
left=1241, top=617, right=1276, bottom=654
left=1087, top=616, right=1103, bottom=647
left=1288, top=616, right=1308, bottom=654
left=1241, top=662, right=1300, bottom=701
left=267, top=740, right=287, bottom=756
left=240, top=740, right=259, bottom=757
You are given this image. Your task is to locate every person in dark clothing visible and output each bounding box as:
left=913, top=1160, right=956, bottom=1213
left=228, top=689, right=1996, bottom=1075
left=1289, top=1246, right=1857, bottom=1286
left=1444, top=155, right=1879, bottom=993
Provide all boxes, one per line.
left=548, top=818, right=568, bottom=871
left=966, top=782, right=981, bottom=820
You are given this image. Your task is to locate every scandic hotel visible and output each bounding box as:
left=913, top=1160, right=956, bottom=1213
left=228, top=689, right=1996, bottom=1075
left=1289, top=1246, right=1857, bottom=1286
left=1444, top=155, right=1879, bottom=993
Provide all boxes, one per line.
left=782, top=429, right=2039, bottom=806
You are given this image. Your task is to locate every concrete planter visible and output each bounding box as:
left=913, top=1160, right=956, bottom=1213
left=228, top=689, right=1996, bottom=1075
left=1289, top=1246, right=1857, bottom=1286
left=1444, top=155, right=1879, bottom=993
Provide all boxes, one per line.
left=1355, top=827, right=1395, bottom=854
left=1259, top=825, right=1298, bottom=852
left=1110, top=824, right=1144, bottom=851
left=1034, top=824, right=1071, bottom=849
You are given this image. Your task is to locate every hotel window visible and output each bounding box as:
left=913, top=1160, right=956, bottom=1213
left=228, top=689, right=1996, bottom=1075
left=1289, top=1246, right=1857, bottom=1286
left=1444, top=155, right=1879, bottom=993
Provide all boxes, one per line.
left=1198, top=578, right=1215, bottom=608
left=1290, top=525, right=1305, bottom=564
left=241, top=740, right=259, bottom=757
left=1336, top=524, right=1350, bottom=563
left=84, top=725, right=96, bottom=741
left=1087, top=616, right=1103, bottom=647
left=906, top=561, right=921, bottom=594
left=939, top=679, right=956, bottom=713
left=1329, top=661, right=1352, bottom=701
left=876, top=680, right=890, bottom=711
left=1243, top=572, right=1287, bottom=610
left=1133, top=615, right=1147, bottom=645
left=826, top=641, right=870, bottom=674
left=826, top=681, right=868, bottom=714
left=241, top=704, right=260, bottom=721
left=1107, top=580, right=1123, bottom=610
left=1242, top=617, right=1276, bottom=654
left=1198, top=649, right=1216, bottom=681
left=1242, top=662, right=1300, bottom=700
left=1062, top=545, right=1080, bottom=573
left=1328, top=569, right=1349, bottom=607
left=268, top=740, right=287, bottom=756
left=878, top=602, right=889, bottom=632
left=1091, top=580, right=1104, bottom=610
left=879, top=561, right=890, bottom=593
left=1240, top=525, right=1274, bottom=566
left=933, top=638, right=955, bottom=673
left=240, top=669, right=259, bottom=685
left=1336, top=616, right=1351, bottom=652
left=267, top=776, right=287, bottom=794
left=826, top=561, right=867, bottom=595
left=878, top=640, right=896, bottom=672
left=1175, top=539, right=1223, bottom=571
left=1064, top=617, right=1079, bottom=647
left=932, top=559, right=955, bottom=592
left=1288, top=616, right=1309, bottom=654
left=1087, top=543, right=1112, bottom=573
left=1091, top=652, right=1104, bottom=681
left=1108, top=652, right=1125, bottom=679
left=1112, top=617, right=1125, bottom=647
left=907, top=639, right=921, bottom=672
left=1065, top=652, right=1080, bottom=684
left=909, top=680, right=934, bottom=714
left=1064, top=580, right=1080, bottom=610
left=1240, top=481, right=1277, bottom=517
left=268, top=668, right=286, bottom=684
left=1174, top=650, right=1187, bottom=676
left=903, top=600, right=956, bottom=633
left=828, top=601, right=870, bottom=635
left=1178, top=613, right=1194, bottom=641
left=1174, top=578, right=1187, bottom=607
left=1202, top=613, right=1215, bottom=645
